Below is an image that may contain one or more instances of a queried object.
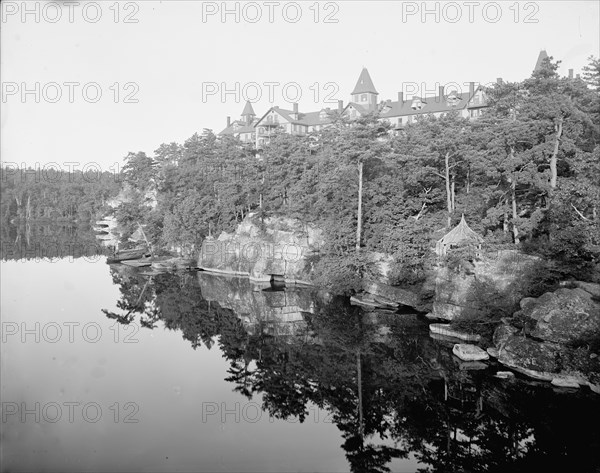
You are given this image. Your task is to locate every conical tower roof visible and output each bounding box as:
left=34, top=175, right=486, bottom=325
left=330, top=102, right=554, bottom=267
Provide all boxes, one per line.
left=241, top=100, right=255, bottom=117
left=436, top=215, right=483, bottom=255
left=533, top=50, right=549, bottom=73
left=351, top=68, right=378, bottom=95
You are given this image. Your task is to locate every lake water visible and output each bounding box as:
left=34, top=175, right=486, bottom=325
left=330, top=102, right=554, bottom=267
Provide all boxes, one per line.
left=2, top=226, right=600, bottom=472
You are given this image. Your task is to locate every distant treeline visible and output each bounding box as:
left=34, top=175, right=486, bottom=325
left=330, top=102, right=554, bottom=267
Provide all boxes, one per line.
left=0, top=167, right=121, bottom=223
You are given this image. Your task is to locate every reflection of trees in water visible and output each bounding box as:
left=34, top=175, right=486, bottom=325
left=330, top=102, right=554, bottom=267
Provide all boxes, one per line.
left=1, top=223, right=107, bottom=260
left=103, top=270, right=600, bottom=473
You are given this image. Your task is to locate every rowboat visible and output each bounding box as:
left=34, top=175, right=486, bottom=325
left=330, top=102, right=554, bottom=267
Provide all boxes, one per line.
left=106, top=247, right=150, bottom=264
left=350, top=294, right=398, bottom=311
left=121, top=258, right=153, bottom=268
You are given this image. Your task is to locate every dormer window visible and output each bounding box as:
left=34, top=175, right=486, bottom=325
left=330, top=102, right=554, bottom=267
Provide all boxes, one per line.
left=446, top=93, right=460, bottom=107
left=319, top=110, right=328, bottom=120
left=411, top=97, right=424, bottom=110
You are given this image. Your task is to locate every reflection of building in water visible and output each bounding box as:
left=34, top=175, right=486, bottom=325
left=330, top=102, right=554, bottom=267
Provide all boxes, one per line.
left=443, top=375, right=484, bottom=415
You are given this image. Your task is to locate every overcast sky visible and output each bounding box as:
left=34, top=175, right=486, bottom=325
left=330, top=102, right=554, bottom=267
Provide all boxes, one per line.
left=2, top=1, right=599, bottom=171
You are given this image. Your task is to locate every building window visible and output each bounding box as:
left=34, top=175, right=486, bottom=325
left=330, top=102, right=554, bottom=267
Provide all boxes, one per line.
left=361, top=94, right=367, bottom=102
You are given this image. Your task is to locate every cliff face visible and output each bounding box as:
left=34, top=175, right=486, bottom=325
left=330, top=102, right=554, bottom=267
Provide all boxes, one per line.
left=198, top=214, right=432, bottom=310
left=427, top=250, right=539, bottom=320
left=198, top=214, right=323, bottom=284
left=197, top=216, right=540, bottom=316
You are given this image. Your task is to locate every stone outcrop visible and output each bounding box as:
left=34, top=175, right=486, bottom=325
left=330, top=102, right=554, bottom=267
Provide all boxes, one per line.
left=520, top=287, right=600, bottom=344
left=494, top=282, right=600, bottom=392
left=427, top=249, right=539, bottom=320
left=198, top=215, right=432, bottom=310
left=198, top=213, right=324, bottom=284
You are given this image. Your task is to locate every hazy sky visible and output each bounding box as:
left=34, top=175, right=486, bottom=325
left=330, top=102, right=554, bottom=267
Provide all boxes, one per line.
left=2, top=1, right=599, bottom=171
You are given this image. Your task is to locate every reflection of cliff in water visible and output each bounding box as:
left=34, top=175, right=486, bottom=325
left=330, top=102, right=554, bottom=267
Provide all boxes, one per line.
left=103, top=269, right=600, bottom=473
left=197, top=273, right=320, bottom=341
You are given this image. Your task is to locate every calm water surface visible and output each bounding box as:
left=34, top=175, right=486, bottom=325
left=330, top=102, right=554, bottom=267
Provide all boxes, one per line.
left=1, top=226, right=599, bottom=472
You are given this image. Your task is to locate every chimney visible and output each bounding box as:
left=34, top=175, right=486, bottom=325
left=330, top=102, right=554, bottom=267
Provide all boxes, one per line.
left=469, top=82, right=475, bottom=97
left=398, top=92, right=404, bottom=105
left=293, top=103, right=299, bottom=114
left=576, top=74, right=581, bottom=79
left=568, top=69, right=573, bottom=79
left=438, top=85, right=444, bottom=102
left=496, top=77, right=503, bottom=84
left=338, top=99, right=343, bottom=111
left=227, top=116, right=231, bottom=127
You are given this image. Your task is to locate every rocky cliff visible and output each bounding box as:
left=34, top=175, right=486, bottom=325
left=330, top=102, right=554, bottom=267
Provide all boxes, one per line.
left=198, top=214, right=432, bottom=310
left=198, top=213, right=323, bottom=284
left=427, top=249, right=539, bottom=320
left=493, top=281, right=600, bottom=392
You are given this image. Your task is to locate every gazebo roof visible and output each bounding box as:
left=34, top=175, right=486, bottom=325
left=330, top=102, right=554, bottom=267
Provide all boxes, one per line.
left=437, top=215, right=484, bottom=246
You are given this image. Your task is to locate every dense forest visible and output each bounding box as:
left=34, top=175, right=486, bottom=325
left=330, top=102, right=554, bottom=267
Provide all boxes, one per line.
left=115, top=56, right=599, bottom=287
left=0, top=167, right=121, bottom=223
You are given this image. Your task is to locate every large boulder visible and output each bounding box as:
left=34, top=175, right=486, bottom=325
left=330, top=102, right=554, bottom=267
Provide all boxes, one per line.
left=520, top=287, right=600, bottom=343
left=497, top=335, right=563, bottom=376
left=493, top=284, right=600, bottom=391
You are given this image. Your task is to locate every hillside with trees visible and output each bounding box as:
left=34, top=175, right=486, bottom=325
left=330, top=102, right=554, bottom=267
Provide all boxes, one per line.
left=113, top=55, right=599, bottom=292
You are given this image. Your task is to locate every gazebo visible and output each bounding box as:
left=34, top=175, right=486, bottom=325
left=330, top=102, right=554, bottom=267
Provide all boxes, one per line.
left=435, top=215, right=484, bottom=257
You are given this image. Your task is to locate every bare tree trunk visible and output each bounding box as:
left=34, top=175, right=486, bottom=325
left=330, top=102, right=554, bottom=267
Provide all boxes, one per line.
left=25, top=195, right=31, bottom=220
left=550, top=117, right=563, bottom=190
left=451, top=175, right=456, bottom=212
left=511, top=178, right=520, bottom=244
left=466, top=167, right=470, bottom=194
left=445, top=152, right=452, bottom=227
left=357, top=348, right=364, bottom=438
left=356, top=161, right=363, bottom=252
left=14, top=194, right=22, bottom=220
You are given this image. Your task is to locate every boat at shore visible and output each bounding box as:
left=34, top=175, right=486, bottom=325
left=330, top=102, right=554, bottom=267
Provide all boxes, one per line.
left=350, top=294, right=398, bottom=311
left=106, top=247, right=150, bottom=264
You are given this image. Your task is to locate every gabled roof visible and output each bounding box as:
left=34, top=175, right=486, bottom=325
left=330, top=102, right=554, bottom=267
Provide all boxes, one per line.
left=255, top=106, right=335, bottom=128
left=351, top=68, right=378, bottom=95
left=241, top=101, right=255, bottom=117
left=342, top=102, right=372, bottom=116
left=219, top=119, right=257, bottom=136
left=379, top=86, right=485, bottom=119
left=533, top=50, right=549, bottom=73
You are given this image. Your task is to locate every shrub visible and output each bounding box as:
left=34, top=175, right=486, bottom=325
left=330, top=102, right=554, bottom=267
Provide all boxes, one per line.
left=452, top=279, right=520, bottom=341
